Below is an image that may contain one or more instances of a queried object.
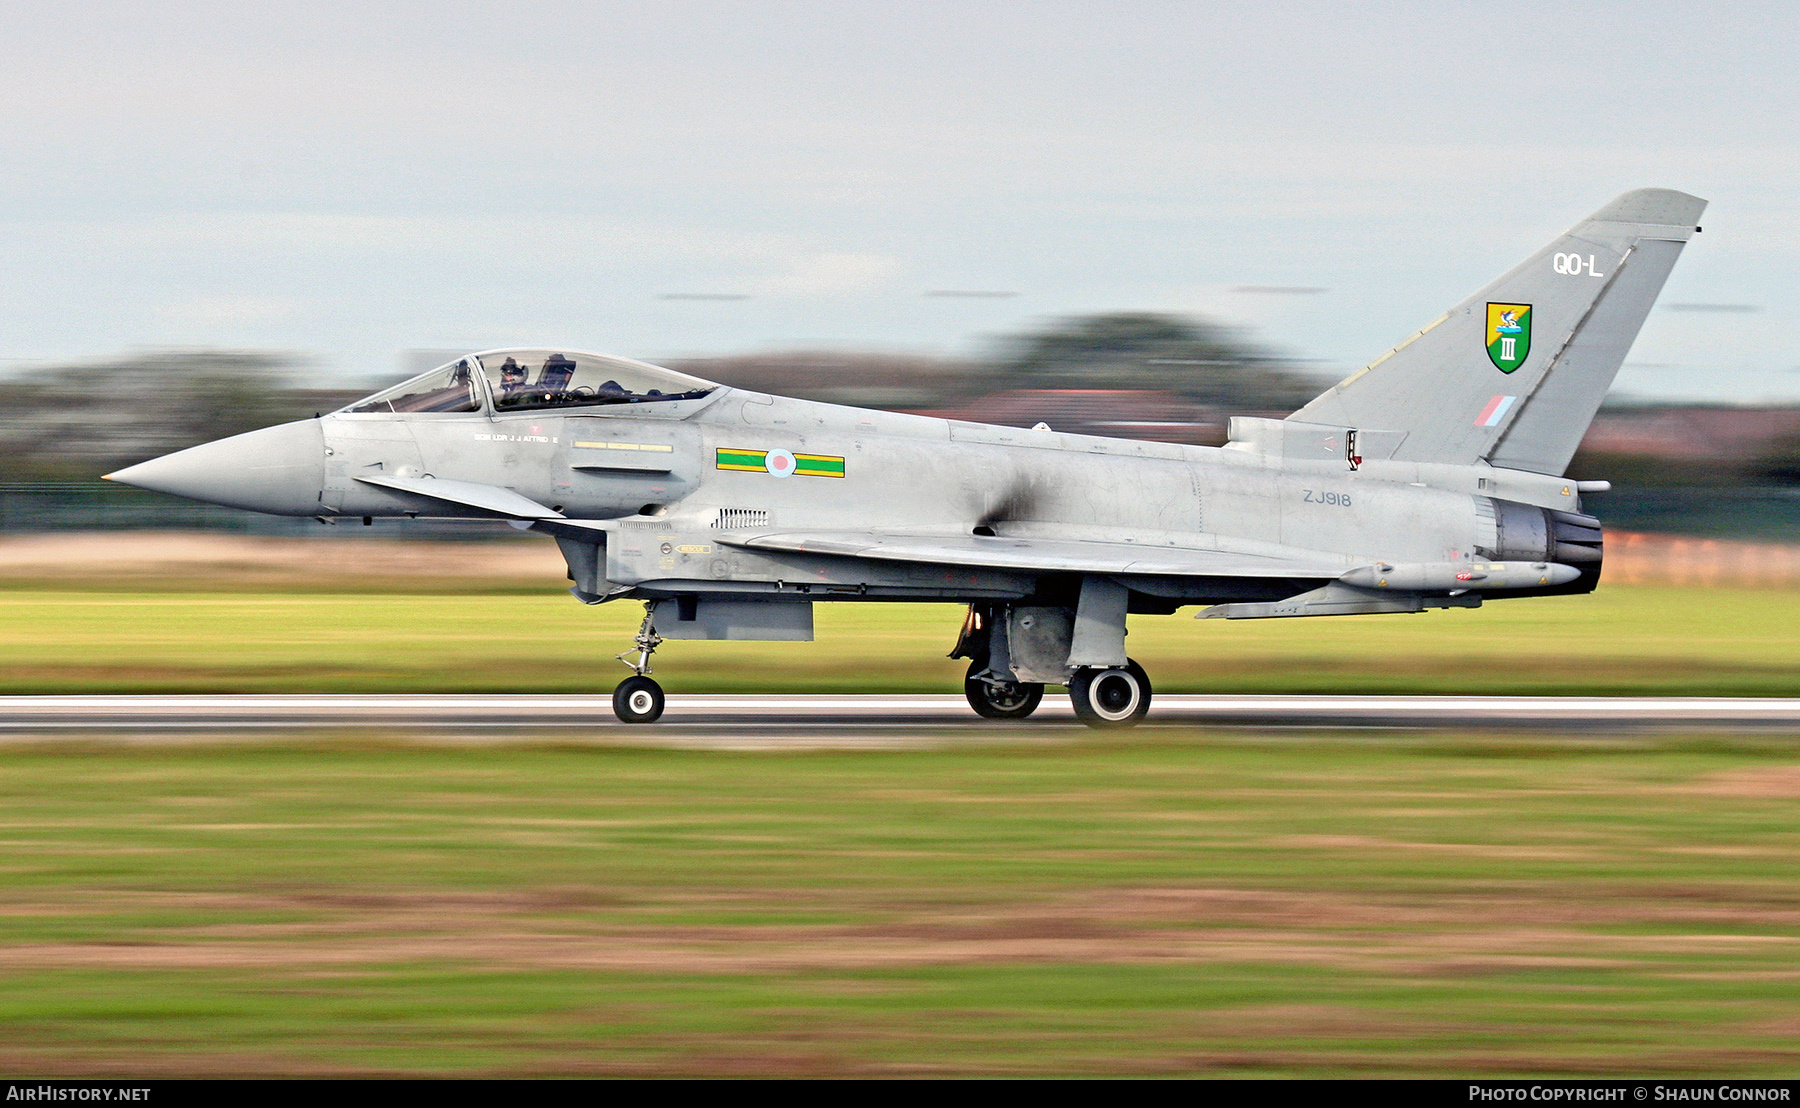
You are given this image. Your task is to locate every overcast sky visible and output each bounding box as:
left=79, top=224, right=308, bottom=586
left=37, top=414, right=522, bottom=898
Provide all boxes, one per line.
left=0, top=1, right=1795, bottom=400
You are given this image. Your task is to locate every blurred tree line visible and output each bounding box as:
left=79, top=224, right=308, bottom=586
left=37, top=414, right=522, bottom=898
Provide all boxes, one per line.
left=674, top=312, right=1323, bottom=413
left=986, top=312, right=1321, bottom=408
left=1, top=314, right=1320, bottom=480
left=0, top=350, right=360, bottom=481
left=5, top=317, right=1799, bottom=539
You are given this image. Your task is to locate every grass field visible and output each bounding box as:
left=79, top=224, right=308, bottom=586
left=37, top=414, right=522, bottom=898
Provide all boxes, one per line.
left=0, top=582, right=1796, bottom=695
left=3, top=733, right=1800, bottom=1076
left=5, top=546, right=1799, bottom=1076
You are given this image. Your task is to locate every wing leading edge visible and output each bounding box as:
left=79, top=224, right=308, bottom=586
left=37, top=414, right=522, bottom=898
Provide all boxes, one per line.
left=353, top=474, right=564, bottom=519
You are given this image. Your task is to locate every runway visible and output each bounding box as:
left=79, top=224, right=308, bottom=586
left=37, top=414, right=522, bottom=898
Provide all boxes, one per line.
left=5, top=694, right=1800, bottom=745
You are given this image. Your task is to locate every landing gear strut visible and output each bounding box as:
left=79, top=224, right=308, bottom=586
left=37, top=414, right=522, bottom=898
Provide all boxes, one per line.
left=1069, top=658, right=1152, bottom=728
left=611, top=603, right=666, bottom=723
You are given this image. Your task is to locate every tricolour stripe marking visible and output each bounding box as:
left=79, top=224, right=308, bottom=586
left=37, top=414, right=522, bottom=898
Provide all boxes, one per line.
left=717, top=448, right=845, bottom=477
left=716, top=448, right=768, bottom=472
left=1475, top=394, right=1517, bottom=428
left=792, top=452, right=845, bottom=477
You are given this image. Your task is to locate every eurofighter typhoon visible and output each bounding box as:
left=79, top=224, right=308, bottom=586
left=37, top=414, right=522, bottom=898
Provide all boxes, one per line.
left=107, top=189, right=1706, bottom=726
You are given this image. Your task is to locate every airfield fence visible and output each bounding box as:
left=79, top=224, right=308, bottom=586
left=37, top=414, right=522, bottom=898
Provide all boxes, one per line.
left=1605, top=531, right=1800, bottom=587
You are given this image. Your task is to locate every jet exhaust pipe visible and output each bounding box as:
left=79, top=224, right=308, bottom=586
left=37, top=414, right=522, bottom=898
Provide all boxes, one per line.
left=1482, top=500, right=1605, bottom=596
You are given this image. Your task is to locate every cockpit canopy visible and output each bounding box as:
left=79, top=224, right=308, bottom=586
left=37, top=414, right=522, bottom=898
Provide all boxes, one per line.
left=481, top=349, right=717, bottom=411
left=344, top=349, right=717, bottom=415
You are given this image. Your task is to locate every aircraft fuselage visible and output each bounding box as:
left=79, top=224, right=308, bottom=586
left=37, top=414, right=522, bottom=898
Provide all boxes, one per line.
left=311, top=386, right=1593, bottom=610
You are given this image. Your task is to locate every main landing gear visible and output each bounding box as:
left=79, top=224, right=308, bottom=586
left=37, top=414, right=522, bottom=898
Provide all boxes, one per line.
left=964, top=662, right=1045, bottom=720
left=1068, top=659, right=1153, bottom=728
left=951, top=602, right=1153, bottom=728
left=611, top=605, right=666, bottom=723
left=964, top=658, right=1153, bottom=728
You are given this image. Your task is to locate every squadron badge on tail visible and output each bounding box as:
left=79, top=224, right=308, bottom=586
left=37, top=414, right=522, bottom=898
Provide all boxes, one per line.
left=1486, top=303, right=1532, bottom=373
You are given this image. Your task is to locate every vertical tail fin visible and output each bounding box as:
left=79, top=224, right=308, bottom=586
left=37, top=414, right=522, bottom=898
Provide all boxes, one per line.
left=1289, top=189, right=1706, bottom=475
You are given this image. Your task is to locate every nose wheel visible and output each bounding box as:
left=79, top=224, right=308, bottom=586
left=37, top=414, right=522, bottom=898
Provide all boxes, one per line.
left=612, top=674, right=666, bottom=723
left=1069, top=659, right=1152, bottom=728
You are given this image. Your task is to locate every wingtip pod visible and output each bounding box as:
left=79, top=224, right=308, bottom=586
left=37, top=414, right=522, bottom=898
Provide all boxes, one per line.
left=1585, top=188, right=1707, bottom=228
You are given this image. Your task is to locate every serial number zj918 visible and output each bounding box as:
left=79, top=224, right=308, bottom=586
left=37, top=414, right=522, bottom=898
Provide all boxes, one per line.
left=1302, top=489, right=1353, bottom=507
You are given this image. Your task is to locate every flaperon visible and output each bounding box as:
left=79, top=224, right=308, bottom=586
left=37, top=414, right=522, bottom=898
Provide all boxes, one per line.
left=107, top=189, right=1707, bottom=726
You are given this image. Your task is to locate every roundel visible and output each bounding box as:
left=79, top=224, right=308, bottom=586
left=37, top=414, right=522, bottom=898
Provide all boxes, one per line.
left=763, top=448, right=797, bottom=478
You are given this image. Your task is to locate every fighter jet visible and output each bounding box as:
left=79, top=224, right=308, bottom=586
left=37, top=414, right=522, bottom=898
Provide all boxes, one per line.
left=107, top=188, right=1705, bottom=726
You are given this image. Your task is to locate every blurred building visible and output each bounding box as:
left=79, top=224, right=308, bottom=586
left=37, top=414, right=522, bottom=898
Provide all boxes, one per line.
left=1584, top=407, right=1800, bottom=461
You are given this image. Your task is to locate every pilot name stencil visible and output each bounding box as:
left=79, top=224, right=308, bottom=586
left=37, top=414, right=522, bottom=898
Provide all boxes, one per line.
left=474, top=432, right=558, bottom=444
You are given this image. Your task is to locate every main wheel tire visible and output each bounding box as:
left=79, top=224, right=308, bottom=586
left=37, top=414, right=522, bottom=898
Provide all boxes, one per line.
left=612, top=675, right=665, bottom=723
left=964, top=663, right=1045, bottom=720
left=1069, top=658, right=1152, bottom=728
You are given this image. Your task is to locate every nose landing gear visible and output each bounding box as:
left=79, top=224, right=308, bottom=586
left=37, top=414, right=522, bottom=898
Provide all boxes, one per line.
left=611, top=604, right=666, bottom=723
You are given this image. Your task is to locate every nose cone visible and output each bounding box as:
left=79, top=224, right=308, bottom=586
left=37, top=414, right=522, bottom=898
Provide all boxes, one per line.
left=106, top=419, right=327, bottom=516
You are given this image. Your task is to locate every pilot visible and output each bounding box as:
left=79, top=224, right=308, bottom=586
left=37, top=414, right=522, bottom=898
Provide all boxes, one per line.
left=597, top=379, right=629, bottom=398
left=497, top=357, right=527, bottom=392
